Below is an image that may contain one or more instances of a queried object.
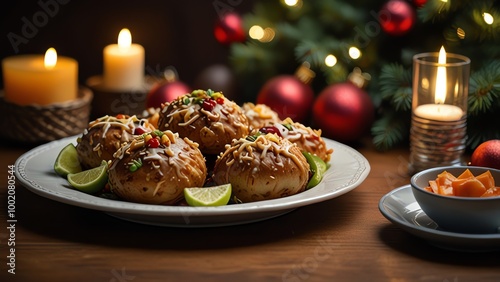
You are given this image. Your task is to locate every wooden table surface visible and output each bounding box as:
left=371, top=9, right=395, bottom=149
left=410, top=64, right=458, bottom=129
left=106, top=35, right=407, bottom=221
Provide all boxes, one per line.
left=1, top=139, right=499, bottom=282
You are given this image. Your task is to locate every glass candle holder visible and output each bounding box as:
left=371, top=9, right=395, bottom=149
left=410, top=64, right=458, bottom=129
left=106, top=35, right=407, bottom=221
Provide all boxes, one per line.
left=409, top=49, right=470, bottom=174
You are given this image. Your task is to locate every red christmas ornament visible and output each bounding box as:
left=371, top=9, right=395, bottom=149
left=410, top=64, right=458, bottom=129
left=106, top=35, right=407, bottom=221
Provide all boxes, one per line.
left=256, top=63, right=315, bottom=123
left=413, top=0, right=427, bottom=7
left=146, top=69, right=191, bottom=108
left=379, top=0, right=416, bottom=36
left=312, top=82, right=374, bottom=143
left=214, top=12, right=246, bottom=45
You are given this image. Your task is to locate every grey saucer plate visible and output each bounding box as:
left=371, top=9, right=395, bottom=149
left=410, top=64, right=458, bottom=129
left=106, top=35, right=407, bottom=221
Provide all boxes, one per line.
left=379, top=185, right=500, bottom=252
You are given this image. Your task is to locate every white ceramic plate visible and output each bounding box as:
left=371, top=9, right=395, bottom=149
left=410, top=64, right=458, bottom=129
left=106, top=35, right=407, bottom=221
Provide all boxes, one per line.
left=15, top=136, right=370, bottom=227
left=379, top=185, right=500, bottom=252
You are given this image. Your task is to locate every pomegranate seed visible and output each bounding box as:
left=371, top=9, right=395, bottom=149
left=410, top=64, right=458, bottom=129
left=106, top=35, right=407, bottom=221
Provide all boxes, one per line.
left=134, top=127, right=147, bottom=135
left=202, top=98, right=217, bottom=111
left=259, top=126, right=282, bottom=137
left=146, top=138, right=160, bottom=148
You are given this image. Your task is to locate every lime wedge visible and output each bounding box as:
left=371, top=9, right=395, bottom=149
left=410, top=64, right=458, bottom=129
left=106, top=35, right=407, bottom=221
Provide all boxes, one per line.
left=184, top=184, right=232, bottom=207
left=54, top=143, right=82, bottom=177
left=303, top=152, right=328, bottom=189
left=67, top=162, right=108, bottom=194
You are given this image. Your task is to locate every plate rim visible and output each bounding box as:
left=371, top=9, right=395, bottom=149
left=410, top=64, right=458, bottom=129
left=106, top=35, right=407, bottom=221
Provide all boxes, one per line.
left=379, top=185, right=500, bottom=240
left=15, top=135, right=370, bottom=221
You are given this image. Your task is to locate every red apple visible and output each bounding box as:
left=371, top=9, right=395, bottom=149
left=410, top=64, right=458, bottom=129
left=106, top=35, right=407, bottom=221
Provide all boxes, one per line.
left=146, top=81, right=191, bottom=109
left=470, top=140, right=500, bottom=170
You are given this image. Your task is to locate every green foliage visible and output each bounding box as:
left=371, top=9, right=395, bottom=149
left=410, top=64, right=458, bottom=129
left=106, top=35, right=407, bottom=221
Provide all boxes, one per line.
left=417, top=0, right=453, bottom=22
left=379, top=64, right=413, bottom=112
left=230, top=0, right=500, bottom=150
left=371, top=111, right=411, bottom=151
left=468, top=60, right=500, bottom=115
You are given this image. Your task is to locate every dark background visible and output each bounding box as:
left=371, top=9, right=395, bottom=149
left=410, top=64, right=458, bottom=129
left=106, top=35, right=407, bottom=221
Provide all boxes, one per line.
left=0, top=0, right=254, bottom=90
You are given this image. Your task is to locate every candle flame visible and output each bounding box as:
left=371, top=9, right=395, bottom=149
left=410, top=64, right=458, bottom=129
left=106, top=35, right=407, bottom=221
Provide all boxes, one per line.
left=118, top=28, right=132, bottom=49
left=44, top=48, right=57, bottom=69
left=435, top=46, right=447, bottom=104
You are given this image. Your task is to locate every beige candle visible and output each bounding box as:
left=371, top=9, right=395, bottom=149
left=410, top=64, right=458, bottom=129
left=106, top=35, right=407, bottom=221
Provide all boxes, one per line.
left=414, top=104, right=464, bottom=121
left=2, top=48, right=78, bottom=105
left=413, top=47, right=465, bottom=122
left=103, top=28, right=145, bottom=91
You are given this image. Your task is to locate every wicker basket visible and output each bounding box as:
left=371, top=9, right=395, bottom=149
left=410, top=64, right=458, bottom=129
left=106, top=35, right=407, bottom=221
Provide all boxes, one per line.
left=0, top=87, right=93, bottom=144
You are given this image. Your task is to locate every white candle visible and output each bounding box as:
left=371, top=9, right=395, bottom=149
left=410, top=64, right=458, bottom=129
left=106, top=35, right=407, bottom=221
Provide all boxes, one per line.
left=2, top=48, right=78, bottom=105
left=103, top=28, right=144, bottom=91
left=413, top=47, right=464, bottom=122
left=414, top=104, right=464, bottom=121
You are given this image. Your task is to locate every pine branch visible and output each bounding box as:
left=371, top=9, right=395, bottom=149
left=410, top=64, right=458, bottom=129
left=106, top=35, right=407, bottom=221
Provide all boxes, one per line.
left=231, top=0, right=500, bottom=151
left=372, top=111, right=410, bottom=151
left=294, top=38, right=343, bottom=67
left=315, top=0, right=366, bottom=32
left=295, top=40, right=326, bottom=67
left=321, top=64, right=349, bottom=85
left=468, top=60, right=500, bottom=115
left=418, top=0, right=454, bottom=22
left=229, top=42, right=275, bottom=75
left=277, top=17, right=324, bottom=42
left=378, top=64, right=413, bottom=112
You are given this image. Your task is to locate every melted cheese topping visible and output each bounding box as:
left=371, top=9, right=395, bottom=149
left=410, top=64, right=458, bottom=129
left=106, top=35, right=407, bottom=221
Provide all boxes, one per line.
left=242, top=103, right=279, bottom=119
left=111, top=131, right=205, bottom=191
left=81, top=115, right=155, bottom=162
left=88, top=115, right=148, bottom=138
left=161, top=94, right=248, bottom=140
left=219, top=133, right=303, bottom=169
left=275, top=118, right=333, bottom=161
left=242, top=103, right=281, bottom=129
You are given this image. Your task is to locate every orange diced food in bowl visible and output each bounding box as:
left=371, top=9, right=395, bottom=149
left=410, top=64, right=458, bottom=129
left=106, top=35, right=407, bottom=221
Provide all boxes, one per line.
left=457, top=169, right=474, bottom=179
left=481, top=187, right=500, bottom=197
left=424, top=169, right=500, bottom=198
left=453, top=178, right=487, bottom=197
left=476, top=171, right=495, bottom=188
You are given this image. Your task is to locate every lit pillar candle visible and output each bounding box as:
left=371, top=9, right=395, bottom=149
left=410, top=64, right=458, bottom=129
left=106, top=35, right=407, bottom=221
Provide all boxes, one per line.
left=2, top=48, right=78, bottom=105
left=409, top=46, right=470, bottom=173
left=413, top=46, right=464, bottom=121
left=103, top=28, right=145, bottom=91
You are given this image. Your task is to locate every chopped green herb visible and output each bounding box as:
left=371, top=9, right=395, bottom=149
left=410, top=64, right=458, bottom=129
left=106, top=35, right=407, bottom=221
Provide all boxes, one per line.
left=129, top=158, right=143, bottom=172
left=153, top=130, right=164, bottom=137
left=246, top=132, right=262, bottom=142
left=283, top=123, right=293, bottom=131
left=191, top=89, right=205, bottom=97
